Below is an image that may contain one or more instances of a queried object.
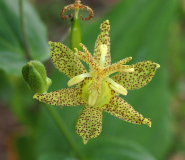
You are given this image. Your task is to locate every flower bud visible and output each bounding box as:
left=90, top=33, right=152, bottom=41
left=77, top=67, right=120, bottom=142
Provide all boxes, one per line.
left=22, top=60, right=52, bottom=94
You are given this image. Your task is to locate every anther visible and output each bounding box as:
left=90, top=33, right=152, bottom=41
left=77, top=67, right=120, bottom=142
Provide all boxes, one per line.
left=67, top=73, right=92, bottom=87
left=110, top=84, right=128, bottom=96
left=105, top=77, right=128, bottom=96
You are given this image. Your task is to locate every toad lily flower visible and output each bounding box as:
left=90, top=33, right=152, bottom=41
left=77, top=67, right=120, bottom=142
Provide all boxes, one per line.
left=34, top=20, right=160, bottom=144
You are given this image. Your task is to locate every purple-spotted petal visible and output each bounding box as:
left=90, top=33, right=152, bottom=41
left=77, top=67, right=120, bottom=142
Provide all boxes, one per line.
left=93, top=20, right=111, bottom=67
left=111, top=61, right=160, bottom=90
left=75, top=104, right=103, bottom=144
left=102, top=96, right=151, bottom=127
left=49, top=41, right=87, bottom=78
left=33, top=88, right=84, bottom=107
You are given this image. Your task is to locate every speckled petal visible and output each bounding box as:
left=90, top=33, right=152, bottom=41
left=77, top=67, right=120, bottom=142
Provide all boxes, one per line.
left=49, top=41, right=87, bottom=78
left=33, top=88, right=84, bottom=107
left=111, top=61, right=160, bottom=90
left=75, top=105, right=103, bottom=144
left=103, top=96, right=151, bottom=127
left=94, top=20, right=111, bottom=67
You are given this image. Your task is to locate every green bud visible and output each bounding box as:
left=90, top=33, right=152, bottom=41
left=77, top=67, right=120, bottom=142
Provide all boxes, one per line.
left=22, top=60, right=52, bottom=94
left=70, top=17, right=81, bottom=51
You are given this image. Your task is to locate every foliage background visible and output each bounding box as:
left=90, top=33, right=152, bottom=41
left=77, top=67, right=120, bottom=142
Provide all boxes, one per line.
left=0, top=0, right=185, bottom=159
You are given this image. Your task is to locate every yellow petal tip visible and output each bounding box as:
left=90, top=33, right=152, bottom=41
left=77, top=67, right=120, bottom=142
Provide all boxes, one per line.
left=33, top=94, right=37, bottom=99
left=156, top=64, right=160, bottom=69
left=74, top=48, right=78, bottom=52
left=105, top=19, right=109, bottom=23
left=48, top=41, right=53, bottom=46
left=142, top=118, right=152, bottom=127
left=83, top=138, right=89, bottom=144
left=100, top=20, right=110, bottom=31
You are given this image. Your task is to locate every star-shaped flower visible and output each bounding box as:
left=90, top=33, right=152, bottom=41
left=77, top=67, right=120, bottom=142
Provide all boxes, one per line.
left=34, top=20, right=160, bottom=144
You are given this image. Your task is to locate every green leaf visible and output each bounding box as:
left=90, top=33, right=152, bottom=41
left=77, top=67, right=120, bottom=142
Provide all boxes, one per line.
left=10, top=77, right=38, bottom=126
left=0, top=70, right=13, bottom=103
left=33, top=104, right=72, bottom=157
left=0, top=0, right=50, bottom=76
left=38, top=153, right=76, bottom=160
left=0, top=51, right=27, bottom=76
left=83, top=137, right=156, bottom=160
left=16, top=134, right=36, bottom=160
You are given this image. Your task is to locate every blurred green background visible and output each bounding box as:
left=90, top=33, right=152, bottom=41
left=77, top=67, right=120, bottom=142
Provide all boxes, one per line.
left=0, top=0, right=185, bottom=159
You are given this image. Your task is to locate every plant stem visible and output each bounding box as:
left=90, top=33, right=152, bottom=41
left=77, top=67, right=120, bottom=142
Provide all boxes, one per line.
left=19, top=0, right=31, bottom=60
left=45, top=105, right=85, bottom=160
